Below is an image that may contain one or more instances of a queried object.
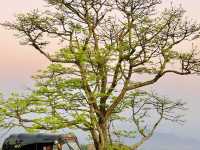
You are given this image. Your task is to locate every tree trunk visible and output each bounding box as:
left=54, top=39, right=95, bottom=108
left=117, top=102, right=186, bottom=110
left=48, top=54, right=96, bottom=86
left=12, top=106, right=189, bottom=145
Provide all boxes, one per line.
left=90, top=121, right=109, bottom=150
left=91, top=129, right=100, bottom=150
left=97, top=121, right=109, bottom=150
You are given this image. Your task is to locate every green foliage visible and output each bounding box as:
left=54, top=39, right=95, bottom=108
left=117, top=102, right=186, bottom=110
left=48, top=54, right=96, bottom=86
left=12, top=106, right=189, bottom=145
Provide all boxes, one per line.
left=64, top=78, right=82, bottom=88
left=113, top=130, right=136, bottom=139
left=80, top=145, right=88, bottom=150
left=107, top=144, right=131, bottom=150
left=58, top=48, right=75, bottom=61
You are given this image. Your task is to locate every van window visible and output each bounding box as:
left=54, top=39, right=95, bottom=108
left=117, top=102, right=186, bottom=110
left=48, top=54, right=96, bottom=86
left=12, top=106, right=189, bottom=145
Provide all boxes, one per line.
left=67, top=141, right=80, bottom=150
left=61, top=144, right=70, bottom=150
left=43, top=145, right=53, bottom=150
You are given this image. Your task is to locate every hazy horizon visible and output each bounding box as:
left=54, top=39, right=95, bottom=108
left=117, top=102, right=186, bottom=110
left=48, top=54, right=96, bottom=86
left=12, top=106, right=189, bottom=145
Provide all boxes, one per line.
left=0, top=0, right=200, bottom=149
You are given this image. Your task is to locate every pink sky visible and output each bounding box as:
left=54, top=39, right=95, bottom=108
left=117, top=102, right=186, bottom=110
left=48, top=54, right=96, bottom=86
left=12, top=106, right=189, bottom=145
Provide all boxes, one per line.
left=0, top=0, right=200, bottom=88
left=0, top=0, right=199, bottom=93
left=0, top=0, right=200, bottom=141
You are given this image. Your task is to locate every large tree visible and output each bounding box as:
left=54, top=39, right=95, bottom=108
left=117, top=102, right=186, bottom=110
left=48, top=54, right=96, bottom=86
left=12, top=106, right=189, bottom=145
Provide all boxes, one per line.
left=1, top=0, right=200, bottom=149
left=0, top=86, right=186, bottom=150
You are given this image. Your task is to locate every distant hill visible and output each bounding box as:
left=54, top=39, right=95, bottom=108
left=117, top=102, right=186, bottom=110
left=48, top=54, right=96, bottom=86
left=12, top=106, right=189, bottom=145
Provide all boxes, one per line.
left=140, top=133, right=200, bottom=150
left=114, top=132, right=200, bottom=150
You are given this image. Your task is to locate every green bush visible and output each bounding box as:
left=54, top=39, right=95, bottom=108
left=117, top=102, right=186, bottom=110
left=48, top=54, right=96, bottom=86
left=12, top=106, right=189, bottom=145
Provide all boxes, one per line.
left=107, top=143, right=131, bottom=150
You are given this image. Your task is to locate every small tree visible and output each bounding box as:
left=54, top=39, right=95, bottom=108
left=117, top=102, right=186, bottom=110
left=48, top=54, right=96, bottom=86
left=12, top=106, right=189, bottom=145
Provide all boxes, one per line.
left=109, top=91, right=186, bottom=149
left=1, top=0, right=200, bottom=149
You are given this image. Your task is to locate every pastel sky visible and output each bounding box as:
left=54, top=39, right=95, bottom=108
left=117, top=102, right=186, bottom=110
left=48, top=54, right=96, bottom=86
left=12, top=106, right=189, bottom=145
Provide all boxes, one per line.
left=0, top=0, right=200, bottom=145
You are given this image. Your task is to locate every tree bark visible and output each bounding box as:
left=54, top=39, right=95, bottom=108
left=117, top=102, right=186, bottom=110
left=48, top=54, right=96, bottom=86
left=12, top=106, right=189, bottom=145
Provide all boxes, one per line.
left=90, top=121, right=109, bottom=150
left=91, top=129, right=100, bottom=150
left=97, top=120, right=109, bottom=150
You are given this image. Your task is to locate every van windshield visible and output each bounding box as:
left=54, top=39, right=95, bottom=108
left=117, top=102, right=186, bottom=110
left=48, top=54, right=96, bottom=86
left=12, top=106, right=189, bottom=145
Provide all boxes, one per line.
left=61, top=142, right=80, bottom=150
left=67, top=141, right=80, bottom=150
left=62, top=144, right=70, bottom=150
